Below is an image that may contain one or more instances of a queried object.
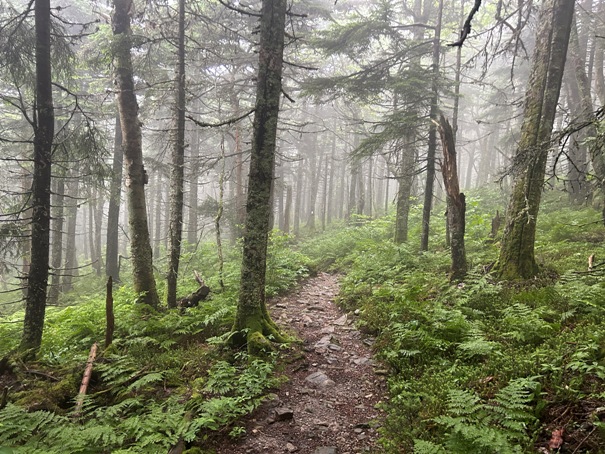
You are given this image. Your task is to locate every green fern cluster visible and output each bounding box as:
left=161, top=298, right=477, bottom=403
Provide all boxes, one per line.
left=0, top=352, right=279, bottom=452
left=414, top=379, right=538, bottom=454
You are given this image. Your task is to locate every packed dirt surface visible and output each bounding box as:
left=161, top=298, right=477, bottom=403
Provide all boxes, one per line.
left=216, top=272, right=387, bottom=454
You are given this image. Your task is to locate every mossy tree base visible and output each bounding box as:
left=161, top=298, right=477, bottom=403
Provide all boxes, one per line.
left=231, top=313, right=288, bottom=356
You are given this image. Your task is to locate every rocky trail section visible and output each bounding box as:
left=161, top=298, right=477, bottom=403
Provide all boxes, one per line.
left=217, top=273, right=387, bottom=454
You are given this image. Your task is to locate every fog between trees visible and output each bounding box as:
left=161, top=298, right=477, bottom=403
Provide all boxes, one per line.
left=0, top=0, right=603, bottom=352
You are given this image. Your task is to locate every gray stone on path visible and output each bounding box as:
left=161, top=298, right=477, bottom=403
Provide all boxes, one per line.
left=313, top=448, right=337, bottom=454
left=333, top=314, right=347, bottom=326
left=285, top=442, right=298, bottom=452
left=314, top=335, right=333, bottom=349
left=305, top=371, right=335, bottom=388
left=352, top=357, right=373, bottom=366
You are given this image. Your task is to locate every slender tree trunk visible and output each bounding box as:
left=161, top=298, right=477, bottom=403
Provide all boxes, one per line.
left=366, top=157, right=373, bottom=217
left=293, top=157, right=304, bottom=236
left=20, top=170, right=31, bottom=299
left=306, top=145, right=322, bottom=232
left=421, top=0, right=443, bottom=251
left=187, top=126, right=199, bottom=246
left=338, top=153, right=347, bottom=219
left=277, top=161, right=285, bottom=231
left=496, top=0, right=575, bottom=279
left=284, top=185, right=292, bottom=234
left=106, top=113, right=123, bottom=281
left=594, top=2, right=605, bottom=106
left=321, top=149, right=329, bottom=231
left=62, top=176, right=79, bottom=293
left=112, top=0, right=159, bottom=307
left=326, top=136, right=336, bottom=226
left=153, top=173, right=162, bottom=260
left=216, top=134, right=226, bottom=290
left=21, top=0, right=54, bottom=356
left=348, top=161, right=359, bottom=221
left=88, top=188, right=97, bottom=272
left=569, top=18, right=605, bottom=200
left=232, top=91, right=246, bottom=240
left=167, top=0, right=186, bottom=308
left=394, top=136, right=416, bottom=244
left=48, top=177, right=64, bottom=305
left=232, top=0, right=288, bottom=353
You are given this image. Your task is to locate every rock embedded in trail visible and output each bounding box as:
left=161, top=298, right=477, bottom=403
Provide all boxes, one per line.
left=305, top=371, right=335, bottom=388
left=312, top=447, right=337, bottom=454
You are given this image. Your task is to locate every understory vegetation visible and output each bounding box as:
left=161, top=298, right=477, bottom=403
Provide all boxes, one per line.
left=0, top=237, right=307, bottom=453
left=2, top=188, right=605, bottom=452
left=307, top=188, right=605, bottom=453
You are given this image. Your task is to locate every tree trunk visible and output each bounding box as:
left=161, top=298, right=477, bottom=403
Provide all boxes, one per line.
left=48, top=177, right=64, bottom=305
left=106, top=113, right=123, bottom=281
left=394, top=136, right=416, bottom=244
left=321, top=148, right=329, bottom=231
left=438, top=114, right=467, bottom=280
left=306, top=141, right=322, bottom=232
left=348, top=160, right=359, bottom=221
left=232, top=0, right=288, bottom=353
left=187, top=126, right=199, bottom=246
left=153, top=173, right=162, bottom=260
left=293, top=157, right=304, bottom=236
left=112, top=0, right=159, bottom=307
left=21, top=0, right=54, bottom=356
left=326, top=135, right=336, bottom=226
left=232, top=91, right=246, bottom=241
left=569, top=18, right=605, bottom=200
left=284, top=185, right=292, bottom=234
left=62, top=176, right=79, bottom=293
left=420, top=0, right=443, bottom=251
left=167, top=0, right=186, bottom=308
left=496, top=0, right=574, bottom=279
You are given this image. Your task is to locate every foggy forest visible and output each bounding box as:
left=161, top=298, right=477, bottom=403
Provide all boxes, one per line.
left=1, top=0, right=605, bottom=452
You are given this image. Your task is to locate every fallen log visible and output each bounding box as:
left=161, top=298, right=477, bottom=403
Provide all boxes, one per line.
left=74, top=342, right=98, bottom=418
left=177, top=271, right=210, bottom=309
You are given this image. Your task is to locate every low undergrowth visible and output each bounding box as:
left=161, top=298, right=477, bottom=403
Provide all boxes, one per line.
left=304, top=190, right=605, bottom=453
left=0, top=232, right=308, bottom=453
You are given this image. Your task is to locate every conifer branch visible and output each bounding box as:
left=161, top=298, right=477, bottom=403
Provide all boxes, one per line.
left=187, top=109, right=255, bottom=128
left=449, top=0, right=482, bottom=47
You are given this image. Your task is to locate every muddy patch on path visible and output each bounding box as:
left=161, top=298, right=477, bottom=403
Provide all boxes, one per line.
left=217, top=272, right=387, bottom=454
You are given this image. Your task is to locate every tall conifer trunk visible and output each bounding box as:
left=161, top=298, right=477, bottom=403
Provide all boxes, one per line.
left=20, top=0, right=54, bottom=356
left=232, top=0, right=288, bottom=352
left=112, top=0, right=159, bottom=307
left=167, top=0, right=186, bottom=308
left=420, top=0, right=443, bottom=251
left=106, top=114, right=123, bottom=281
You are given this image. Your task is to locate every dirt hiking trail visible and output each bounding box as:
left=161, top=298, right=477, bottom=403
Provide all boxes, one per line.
left=217, top=272, right=387, bottom=454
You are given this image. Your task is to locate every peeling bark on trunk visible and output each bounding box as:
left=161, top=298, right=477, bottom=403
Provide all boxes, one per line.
left=112, top=0, right=159, bottom=307
left=232, top=0, right=288, bottom=353
left=438, top=115, right=467, bottom=281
